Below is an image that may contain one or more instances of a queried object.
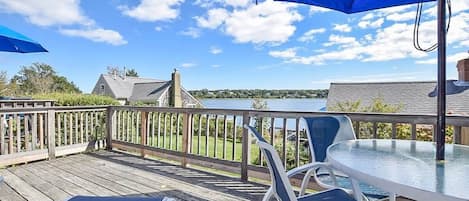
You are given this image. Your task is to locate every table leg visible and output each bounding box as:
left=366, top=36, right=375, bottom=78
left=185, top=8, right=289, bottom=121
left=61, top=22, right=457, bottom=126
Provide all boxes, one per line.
left=351, top=178, right=364, bottom=201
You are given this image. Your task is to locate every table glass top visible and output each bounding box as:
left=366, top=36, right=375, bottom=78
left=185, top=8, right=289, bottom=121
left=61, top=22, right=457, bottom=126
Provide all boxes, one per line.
left=327, top=139, right=469, bottom=200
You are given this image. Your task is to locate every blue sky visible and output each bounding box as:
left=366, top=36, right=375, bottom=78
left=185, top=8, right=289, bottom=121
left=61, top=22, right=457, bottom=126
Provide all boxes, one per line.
left=0, top=0, right=468, bottom=92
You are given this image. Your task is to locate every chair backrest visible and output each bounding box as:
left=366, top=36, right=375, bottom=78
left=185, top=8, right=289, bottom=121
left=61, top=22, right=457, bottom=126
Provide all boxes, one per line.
left=245, top=125, right=297, bottom=201
left=302, top=116, right=356, bottom=162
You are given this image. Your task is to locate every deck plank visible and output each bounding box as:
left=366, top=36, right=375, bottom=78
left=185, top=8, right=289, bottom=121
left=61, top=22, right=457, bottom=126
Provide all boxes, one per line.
left=0, top=182, right=27, bottom=201
left=8, top=166, right=71, bottom=201
left=0, top=169, right=52, bottom=201
left=21, top=162, right=94, bottom=197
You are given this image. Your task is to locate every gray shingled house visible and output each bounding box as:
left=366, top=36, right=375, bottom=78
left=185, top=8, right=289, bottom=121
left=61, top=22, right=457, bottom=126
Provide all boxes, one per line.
left=327, top=58, right=469, bottom=115
left=92, top=70, right=201, bottom=107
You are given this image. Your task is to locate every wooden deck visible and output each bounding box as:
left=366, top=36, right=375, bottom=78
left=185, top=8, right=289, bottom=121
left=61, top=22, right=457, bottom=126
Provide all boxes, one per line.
left=0, top=151, right=268, bottom=201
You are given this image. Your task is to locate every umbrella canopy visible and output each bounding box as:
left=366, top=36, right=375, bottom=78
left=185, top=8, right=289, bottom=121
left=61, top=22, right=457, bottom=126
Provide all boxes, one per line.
left=275, top=0, right=436, bottom=13
left=0, top=25, right=47, bottom=53
left=275, top=0, right=447, bottom=160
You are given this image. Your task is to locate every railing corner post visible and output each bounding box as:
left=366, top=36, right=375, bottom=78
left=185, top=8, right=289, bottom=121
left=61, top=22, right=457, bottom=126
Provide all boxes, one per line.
left=106, top=106, right=115, bottom=151
left=241, top=112, right=251, bottom=182
left=47, top=109, right=56, bottom=160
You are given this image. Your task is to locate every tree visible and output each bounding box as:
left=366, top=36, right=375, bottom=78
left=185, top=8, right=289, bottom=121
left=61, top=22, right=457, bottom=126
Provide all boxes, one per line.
left=0, top=71, right=7, bottom=95
left=126, top=68, right=139, bottom=77
left=11, top=63, right=81, bottom=95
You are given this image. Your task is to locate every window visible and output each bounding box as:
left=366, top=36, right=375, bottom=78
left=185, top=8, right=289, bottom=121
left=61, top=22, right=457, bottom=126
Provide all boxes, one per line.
left=100, top=84, right=105, bottom=94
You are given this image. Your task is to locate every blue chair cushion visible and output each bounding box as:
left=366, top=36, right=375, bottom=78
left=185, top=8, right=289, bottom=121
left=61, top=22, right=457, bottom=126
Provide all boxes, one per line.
left=298, top=189, right=355, bottom=201
left=68, top=196, right=166, bottom=201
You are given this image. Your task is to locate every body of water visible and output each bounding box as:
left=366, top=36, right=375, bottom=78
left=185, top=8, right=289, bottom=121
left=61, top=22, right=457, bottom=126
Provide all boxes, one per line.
left=200, top=98, right=326, bottom=112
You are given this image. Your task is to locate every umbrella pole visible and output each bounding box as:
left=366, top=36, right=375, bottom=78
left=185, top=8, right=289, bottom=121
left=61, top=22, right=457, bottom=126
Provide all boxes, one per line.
left=436, top=0, right=446, bottom=161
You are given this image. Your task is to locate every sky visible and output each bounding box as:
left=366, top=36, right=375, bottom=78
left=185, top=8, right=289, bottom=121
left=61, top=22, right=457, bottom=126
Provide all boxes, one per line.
left=0, top=0, right=468, bottom=93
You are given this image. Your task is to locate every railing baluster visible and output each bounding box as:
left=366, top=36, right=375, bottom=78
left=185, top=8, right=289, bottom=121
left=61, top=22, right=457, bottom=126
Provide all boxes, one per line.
left=295, top=118, right=300, bottom=167
left=282, top=118, right=287, bottom=168
left=190, top=114, right=195, bottom=154
left=0, top=114, right=5, bottom=154
left=214, top=115, right=218, bottom=158
left=69, top=112, right=73, bottom=145
left=32, top=113, right=37, bottom=150
left=170, top=113, right=174, bottom=150
left=56, top=113, right=61, bottom=146
left=411, top=123, right=417, bottom=140
left=157, top=112, right=161, bottom=147
left=232, top=115, right=237, bottom=161
left=454, top=126, right=462, bottom=144
left=85, top=112, right=89, bottom=142
left=373, top=122, right=378, bottom=139
left=391, top=123, right=397, bottom=139
left=75, top=112, right=79, bottom=144
left=151, top=113, right=155, bottom=146
left=116, top=111, right=120, bottom=141
left=39, top=114, right=44, bottom=149
left=91, top=112, right=95, bottom=142
left=16, top=114, right=21, bottom=152
left=258, top=117, right=264, bottom=166
left=270, top=117, right=275, bottom=145
left=176, top=113, right=180, bottom=151
left=25, top=115, right=30, bottom=151
left=198, top=114, right=202, bottom=155
left=8, top=115, right=13, bottom=153
left=163, top=113, right=167, bottom=148
left=205, top=114, right=209, bottom=157
left=223, top=115, right=227, bottom=159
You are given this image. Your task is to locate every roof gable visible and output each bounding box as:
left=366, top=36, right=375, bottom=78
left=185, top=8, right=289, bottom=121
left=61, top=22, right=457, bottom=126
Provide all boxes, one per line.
left=129, top=81, right=171, bottom=102
left=101, top=74, right=164, bottom=99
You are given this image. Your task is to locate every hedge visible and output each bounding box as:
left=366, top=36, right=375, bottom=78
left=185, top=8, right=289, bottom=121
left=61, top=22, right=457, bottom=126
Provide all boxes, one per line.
left=33, top=93, right=119, bottom=106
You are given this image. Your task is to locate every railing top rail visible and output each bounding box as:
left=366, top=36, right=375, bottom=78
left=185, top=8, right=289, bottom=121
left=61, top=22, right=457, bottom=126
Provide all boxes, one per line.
left=0, top=105, right=108, bottom=113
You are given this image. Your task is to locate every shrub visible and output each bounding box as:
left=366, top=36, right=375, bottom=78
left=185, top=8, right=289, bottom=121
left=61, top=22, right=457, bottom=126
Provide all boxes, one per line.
left=33, top=93, right=119, bottom=106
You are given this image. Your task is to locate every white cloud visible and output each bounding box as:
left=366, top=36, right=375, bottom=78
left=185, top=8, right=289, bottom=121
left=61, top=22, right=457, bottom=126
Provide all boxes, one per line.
left=195, top=8, right=228, bottom=29
left=333, top=24, right=352, bottom=32
left=120, top=0, right=184, bottom=22
left=0, top=0, right=127, bottom=45
left=195, top=0, right=302, bottom=45
left=358, top=18, right=384, bottom=29
left=361, top=13, right=374, bottom=21
left=211, top=64, right=221, bottom=68
left=386, top=11, right=415, bottom=22
left=416, top=52, right=469, bottom=65
left=180, top=27, right=201, bottom=38
left=154, top=26, right=163, bottom=31
left=269, top=48, right=297, bottom=59
left=297, top=28, right=325, bottom=42
left=210, top=46, right=223, bottom=54
left=309, top=6, right=331, bottom=15
left=0, top=0, right=93, bottom=26
left=323, top=35, right=359, bottom=48
left=59, top=28, right=127, bottom=46
left=225, top=0, right=250, bottom=7
left=181, top=63, right=196, bottom=68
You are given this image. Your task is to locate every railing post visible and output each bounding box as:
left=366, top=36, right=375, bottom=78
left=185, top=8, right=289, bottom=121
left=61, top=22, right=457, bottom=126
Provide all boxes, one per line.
left=241, top=112, right=251, bottom=182
left=182, top=112, right=192, bottom=167
left=47, top=109, right=56, bottom=160
left=140, top=111, right=148, bottom=157
left=106, top=107, right=115, bottom=151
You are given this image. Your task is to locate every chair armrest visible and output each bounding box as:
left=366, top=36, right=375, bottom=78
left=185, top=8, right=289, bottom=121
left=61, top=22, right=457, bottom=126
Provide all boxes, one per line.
left=286, top=162, right=332, bottom=177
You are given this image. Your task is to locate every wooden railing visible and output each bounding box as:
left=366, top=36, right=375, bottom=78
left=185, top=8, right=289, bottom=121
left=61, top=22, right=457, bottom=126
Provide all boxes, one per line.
left=2, top=105, right=469, bottom=183
left=107, top=106, right=469, bottom=182
left=0, top=106, right=107, bottom=167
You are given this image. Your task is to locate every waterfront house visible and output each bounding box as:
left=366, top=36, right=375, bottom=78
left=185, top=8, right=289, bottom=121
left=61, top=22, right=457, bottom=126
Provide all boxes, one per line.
left=327, top=59, right=469, bottom=115
left=92, top=69, right=201, bottom=107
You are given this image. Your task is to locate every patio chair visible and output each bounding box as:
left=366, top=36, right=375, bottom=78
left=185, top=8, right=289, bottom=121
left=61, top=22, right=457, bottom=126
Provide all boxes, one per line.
left=300, top=116, right=391, bottom=200
left=245, top=125, right=356, bottom=201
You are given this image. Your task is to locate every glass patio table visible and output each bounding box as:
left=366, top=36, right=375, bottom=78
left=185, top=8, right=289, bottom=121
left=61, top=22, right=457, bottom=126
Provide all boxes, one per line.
left=327, top=139, right=469, bottom=201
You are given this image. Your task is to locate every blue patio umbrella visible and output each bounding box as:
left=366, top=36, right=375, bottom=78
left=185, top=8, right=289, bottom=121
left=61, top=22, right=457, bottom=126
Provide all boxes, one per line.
left=274, top=0, right=447, bottom=160
left=0, top=25, right=48, bottom=53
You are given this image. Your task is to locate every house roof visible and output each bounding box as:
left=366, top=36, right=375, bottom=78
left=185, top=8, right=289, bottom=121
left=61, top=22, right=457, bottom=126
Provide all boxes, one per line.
left=129, top=81, right=170, bottom=102
left=101, top=74, right=163, bottom=99
left=326, top=80, right=469, bottom=114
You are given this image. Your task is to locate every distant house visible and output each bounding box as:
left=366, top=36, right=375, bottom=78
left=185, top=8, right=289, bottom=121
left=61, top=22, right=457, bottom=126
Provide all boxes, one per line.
left=327, top=58, right=469, bottom=115
left=92, top=69, right=201, bottom=107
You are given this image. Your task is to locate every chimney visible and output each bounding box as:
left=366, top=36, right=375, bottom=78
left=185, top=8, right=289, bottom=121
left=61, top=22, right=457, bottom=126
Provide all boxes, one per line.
left=170, top=69, right=182, bottom=107
left=457, top=58, right=469, bottom=83
left=122, top=67, right=126, bottom=80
